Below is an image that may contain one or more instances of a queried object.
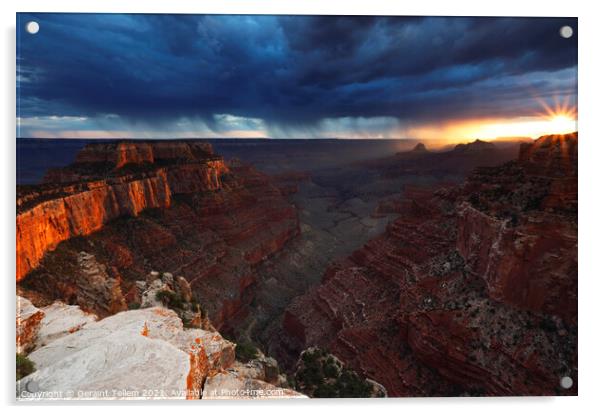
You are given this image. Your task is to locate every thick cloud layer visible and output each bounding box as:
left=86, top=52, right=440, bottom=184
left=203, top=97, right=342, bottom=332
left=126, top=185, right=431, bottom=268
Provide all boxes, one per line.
left=16, top=14, right=577, bottom=138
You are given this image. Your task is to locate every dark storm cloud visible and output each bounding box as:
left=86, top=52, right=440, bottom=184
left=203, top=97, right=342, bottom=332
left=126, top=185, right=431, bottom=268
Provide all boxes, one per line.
left=17, top=13, right=577, bottom=129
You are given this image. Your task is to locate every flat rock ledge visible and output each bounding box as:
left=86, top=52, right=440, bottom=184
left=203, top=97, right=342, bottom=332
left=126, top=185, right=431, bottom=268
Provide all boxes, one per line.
left=17, top=300, right=304, bottom=400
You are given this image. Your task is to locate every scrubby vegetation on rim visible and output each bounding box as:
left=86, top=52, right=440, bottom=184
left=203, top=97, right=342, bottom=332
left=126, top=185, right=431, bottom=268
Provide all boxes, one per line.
left=294, top=348, right=383, bottom=398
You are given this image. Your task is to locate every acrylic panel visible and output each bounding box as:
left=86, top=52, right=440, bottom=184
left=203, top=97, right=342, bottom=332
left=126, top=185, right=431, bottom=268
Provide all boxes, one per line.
left=16, top=13, right=577, bottom=400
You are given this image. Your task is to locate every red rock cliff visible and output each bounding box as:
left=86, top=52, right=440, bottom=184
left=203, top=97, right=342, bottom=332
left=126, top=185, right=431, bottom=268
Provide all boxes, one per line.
left=279, top=133, right=577, bottom=396
left=17, top=142, right=227, bottom=281
left=18, top=141, right=299, bottom=332
left=457, top=133, right=577, bottom=323
left=17, top=172, right=173, bottom=281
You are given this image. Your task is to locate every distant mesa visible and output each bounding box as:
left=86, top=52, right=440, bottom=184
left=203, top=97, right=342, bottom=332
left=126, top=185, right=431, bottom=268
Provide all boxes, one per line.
left=453, top=139, right=496, bottom=153
left=382, top=137, right=519, bottom=177
left=75, top=140, right=215, bottom=170
left=411, top=143, right=428, bottom=153
left=396, top=142, right=429, bottom=156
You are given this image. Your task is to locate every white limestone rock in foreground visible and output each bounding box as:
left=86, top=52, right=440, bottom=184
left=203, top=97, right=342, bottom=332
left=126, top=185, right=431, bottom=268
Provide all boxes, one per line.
left=18, top=307, right=234, bottom=400
left=17, top=296, right=99, bottom=354
left=35, top=301, right=98, bottom=349
left=18, top=331, right=190, bottom=400
left=17, top=304, right=305, bottom=400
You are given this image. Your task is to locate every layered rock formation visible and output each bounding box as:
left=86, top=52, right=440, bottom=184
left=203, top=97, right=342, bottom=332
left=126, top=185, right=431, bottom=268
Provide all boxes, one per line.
left=457, top=133, right=577, bottom=323
left=73, top=141, right=183, bottom=167
left=17, top=141, right=299, bottom=329
left=278, top=133, right=577, bottom=396
left=16, top=171, right=172, bottom=281
left=17, top=141, right=226, bottom=281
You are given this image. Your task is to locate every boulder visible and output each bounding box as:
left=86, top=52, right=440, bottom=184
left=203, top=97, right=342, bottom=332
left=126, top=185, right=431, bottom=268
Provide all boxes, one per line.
left=162, top=272, right=174, bottom=288
left=140, top=279, right=169, bottom=308
left=146, top=271, right=160, bottom=285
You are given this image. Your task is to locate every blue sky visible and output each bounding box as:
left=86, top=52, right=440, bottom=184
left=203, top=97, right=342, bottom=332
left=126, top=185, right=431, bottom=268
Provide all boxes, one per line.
left=16, top=14, right=577, bottom=140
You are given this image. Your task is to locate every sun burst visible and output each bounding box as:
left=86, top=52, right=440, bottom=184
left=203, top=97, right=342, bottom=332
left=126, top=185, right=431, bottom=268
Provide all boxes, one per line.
left=537, top=96, right=577, bottom=135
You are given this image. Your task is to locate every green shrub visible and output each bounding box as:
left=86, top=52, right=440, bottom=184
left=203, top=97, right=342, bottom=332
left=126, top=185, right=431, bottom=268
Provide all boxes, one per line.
left=16, top=353, right=35, bottom=380
left=314, top=382, right=338, bottom=398
left=128, top=302, right=141, bottom=310
left=155, top=290, right=184, bottom=309
left=323, top=361, right=339, bottom=379
left=337, top=369, right=372, bottom=398
left=295, top=348, right=377, bottom=398
left=235, top=341, right=259, bottom=362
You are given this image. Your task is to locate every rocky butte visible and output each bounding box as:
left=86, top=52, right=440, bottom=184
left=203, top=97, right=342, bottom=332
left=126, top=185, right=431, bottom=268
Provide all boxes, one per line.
left=277, top=133, right=577, bottom=396
left=17, top=140, right=299, bottom=328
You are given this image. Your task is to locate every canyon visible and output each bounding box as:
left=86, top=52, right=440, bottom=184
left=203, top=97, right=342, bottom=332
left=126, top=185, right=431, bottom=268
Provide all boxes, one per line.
left=277, top=133, right=577, bottom=396
left=216, top=138, right=522, bottom=349
left=16, top=135, right=576, bottom=397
